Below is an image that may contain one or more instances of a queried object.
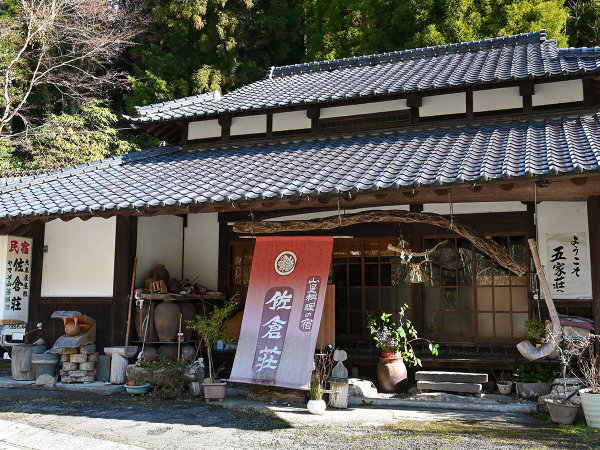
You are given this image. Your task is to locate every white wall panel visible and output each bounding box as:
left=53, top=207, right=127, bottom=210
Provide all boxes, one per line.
left=230, top=115, right=266, bottom=136
left=188, top=119, right=221, bottom=140
left=272, top=111, right=311, bottom=132
left=420, top=92, right=466, bottom=117
left=136, top=216, right=184, bottom=287
left=473, top=87, right=522, bottom=112
left=423, top=202, right=527, bottom=215
left=183, top=213, right=219, bottom=290
left=41, top=217, right=116, bottom=297
left=532, top=80, right=584, bottom=107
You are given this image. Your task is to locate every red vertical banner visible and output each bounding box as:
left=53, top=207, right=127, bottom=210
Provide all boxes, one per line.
left=229, top=236, right=333, bottom=389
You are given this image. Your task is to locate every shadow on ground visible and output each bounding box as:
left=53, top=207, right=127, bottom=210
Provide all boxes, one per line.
left=0, top=388, right=292, bottom=432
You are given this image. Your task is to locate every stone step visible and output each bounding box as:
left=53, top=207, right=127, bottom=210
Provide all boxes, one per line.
left=417, top=381, right=482, bottom=394
left=415, top=371, right=488, bottom=383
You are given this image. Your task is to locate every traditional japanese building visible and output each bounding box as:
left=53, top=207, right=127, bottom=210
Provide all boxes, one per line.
left=2, top=30, right=600, bottom=374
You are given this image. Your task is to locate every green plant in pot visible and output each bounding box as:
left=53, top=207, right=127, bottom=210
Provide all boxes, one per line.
left=524, top=316, right=547, bottom=345
left=187, top=294, right=238, bottom=401
left=367, top=304, right=438, bottom=393
left=512, top=364, right=555, bottom=400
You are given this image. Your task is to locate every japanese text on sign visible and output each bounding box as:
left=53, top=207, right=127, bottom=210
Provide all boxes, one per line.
left=252, top=287, right=294, bottom=376
left=299, top=276, right=321, bottom=332
left=1, top=237, right=32, bottom=323
left=546, top=232, right=590, bottom=298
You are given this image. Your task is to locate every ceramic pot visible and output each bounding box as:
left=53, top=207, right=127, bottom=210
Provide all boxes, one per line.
left=546, top=400, right=580, bottom=425
left=179, top=302, right=196, bottom=341
left=142, top=346, right=158, bottom=362
left=515, top=381, right=553, bottom=399
left=497, top=381, right=512, bottom=395
left=124, top=383, right=150, bottom=395
left=135, top=301, right=158, bottom=342
left=203, top=381, right=227, bottom=401
left=580, top=389, right=600, bottom=428
left=167, top=278, right=181, bottom=294
left=154, top=300, right=181, bottom=342
left=307, top=399, right=327, bottom=415
left=180, top=344, right=195, bottom=362
left=151, top=264, right=170, bottom=282
left=377, top=353, right=407, bottom=393
left=157, top=344, right=178, bottom=361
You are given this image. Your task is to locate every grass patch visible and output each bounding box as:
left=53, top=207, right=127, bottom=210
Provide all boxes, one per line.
left=384, top=419, right=600, bottom=449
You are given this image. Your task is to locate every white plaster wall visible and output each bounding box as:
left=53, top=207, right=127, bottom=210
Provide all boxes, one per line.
left=230, top=115, right=266, bottom=136
left=188, top=119, right=221, bottom=140
left=532, top=80, right=584, bottom=107
left=420, top=92, right=466, bottom=117
left=537, top=201, right=592, bottom=299
left=136, top=215, right=184, bottom=287
left=320, top=100, right=407, bottom=119
left=41, top=217, right=116, bottom=297
left=272, top=111, right=311, bottom=132
left=473, top=87, right=522, bottom=112
left=183, top=213, right=219, bottom=290
left=423, top=202, right=527, bottom=215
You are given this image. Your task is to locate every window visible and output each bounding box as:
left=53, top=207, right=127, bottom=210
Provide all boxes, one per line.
left=228, top=241, right=255, bottom=301
left=332, top=238, right=411, bottom=338
left=424, top=235, right=529, bottom=342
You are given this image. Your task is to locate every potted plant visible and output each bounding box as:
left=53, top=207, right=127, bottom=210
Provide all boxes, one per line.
left=493, top=371, right=512, bottom=395
left=367, top=304, right=438, bottom=393
left=307, top=349, right=334, bottom=415
left=543, top=329, right=592, bottom=424
left=124, top=369, right=150, bottom=395
left=188, top=294, right=238, bottom=401
left=579, top=352, right=600, bottom=428
left=512, top=364, right=555, bottom=399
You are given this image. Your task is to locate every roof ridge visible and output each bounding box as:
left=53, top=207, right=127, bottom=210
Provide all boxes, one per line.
left=0, top=145, right=182, bottom=195
left=268, top=31, right=547, bottom=78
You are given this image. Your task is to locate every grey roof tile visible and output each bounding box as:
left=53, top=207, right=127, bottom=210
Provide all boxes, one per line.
left=128, top=31, right=600, bottom=125
left=1, top=111, right=600, bottom=220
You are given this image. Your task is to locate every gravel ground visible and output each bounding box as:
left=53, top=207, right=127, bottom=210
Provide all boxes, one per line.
left=0, top=387, right=597, bottom=449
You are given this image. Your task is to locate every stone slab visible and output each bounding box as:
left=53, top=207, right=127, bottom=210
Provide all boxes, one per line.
left=415, top=371, right=488, bottom=383
left=88, top=352, right=99, bottom=362
left=79, top=344, right=96, bottom=354
left=0, top=376, right=122, bottom=395
left=417, top=381, right=482, bottom=394
left=62, top=348, right=78, bottom=355
left=62, top=362, right=78, bottom=371
left=79, top=361, right=96, bottom=371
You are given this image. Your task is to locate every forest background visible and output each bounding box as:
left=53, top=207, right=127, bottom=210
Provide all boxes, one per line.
left=0, top=0, right=598, bottom=172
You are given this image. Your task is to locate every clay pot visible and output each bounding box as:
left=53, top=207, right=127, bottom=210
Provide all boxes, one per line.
left=135, top=301, right=158, bottom=342
left=142, top=346, right=158, bottom=362
left=151, top=264, right=170, bottom=282
left=157, top=344, right=178, bottom=361
left=377, top=353, right=407, bottom=393
left=154, top=300, right=181, bottom=342
left=179, top=302, right=196, bottom=341
left=167, top=278, right=181, bottom=294
left=180, top=344, right=196, bottom=362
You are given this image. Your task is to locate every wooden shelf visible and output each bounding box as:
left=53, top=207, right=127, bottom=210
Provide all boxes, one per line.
left=138, top=293, right=225, bottom=301
left=130, top=340, right=195, bottom=345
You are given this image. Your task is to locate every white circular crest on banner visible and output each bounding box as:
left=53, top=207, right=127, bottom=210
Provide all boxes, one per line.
left=274, top=251, right=297, bottom=275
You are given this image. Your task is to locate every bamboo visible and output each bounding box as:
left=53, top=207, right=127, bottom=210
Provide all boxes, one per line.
left=177, top=313, right=183, bottom=361
left=124, top=256, right=138, bottom=346
left=516, top=238, right=561, bottom=360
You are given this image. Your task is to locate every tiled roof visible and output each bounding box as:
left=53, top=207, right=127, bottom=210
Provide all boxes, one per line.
left=128, top=31, right=600, bottom=124
left=1, top=110, right=599, bottom=220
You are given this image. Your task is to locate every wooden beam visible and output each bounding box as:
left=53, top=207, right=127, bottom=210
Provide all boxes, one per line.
left=466, top=89, right=473, bottom=119
left=219, top=114, right=231, bottom=142
left=29, top=221, right=44, bottom=343
left=110, top=215, right=137, bottom=346
left=233, top=210, right=527, bottom=275
left=588, top=196, right=600, bottom=340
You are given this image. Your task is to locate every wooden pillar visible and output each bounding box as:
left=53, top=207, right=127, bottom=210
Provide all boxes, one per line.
left=110, top=215, right=137, bottom=346
left=409, top=204, right=424, bottom=334
left=587, top=197, right=600, bottom=336
left=29, top=221, right=45, bottom=343
left=217, top=215, right=229, bottom=294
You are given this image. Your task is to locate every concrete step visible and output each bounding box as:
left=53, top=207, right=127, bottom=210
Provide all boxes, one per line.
left=417, top=381, right=482, bottom=394
left=415, top=371, right=488, bottom=383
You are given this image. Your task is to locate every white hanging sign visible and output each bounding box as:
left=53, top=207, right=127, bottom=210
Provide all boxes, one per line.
left=545, top=232, right=590, bottom=299
left=0, top=236, right=32, bottom=324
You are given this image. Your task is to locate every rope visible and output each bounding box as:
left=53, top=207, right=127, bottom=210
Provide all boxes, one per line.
left=388, top=239, right=449, bottom=263
left=249, top=209, right=255, bottom=237
left=449, top=193, right=454, bottom=230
